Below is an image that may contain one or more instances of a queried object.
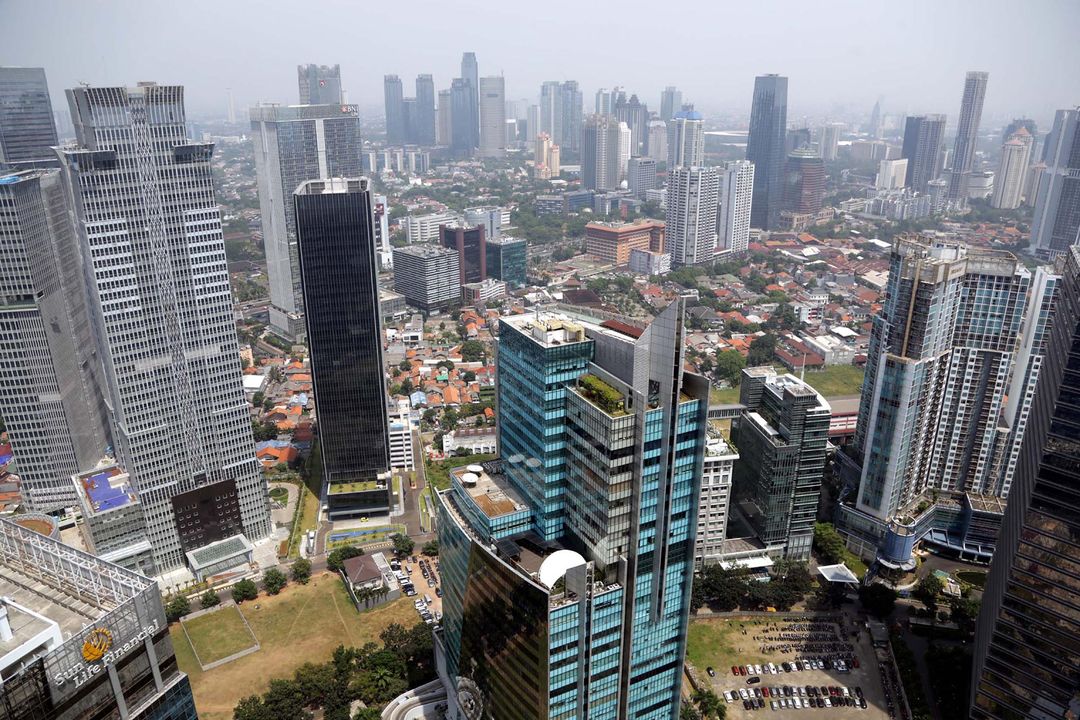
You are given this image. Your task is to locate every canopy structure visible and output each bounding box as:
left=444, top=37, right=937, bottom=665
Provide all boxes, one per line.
left=817, top=563, right=861, bottom=584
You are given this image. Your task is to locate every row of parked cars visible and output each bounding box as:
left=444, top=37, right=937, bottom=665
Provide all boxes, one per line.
left=726, top=685, right=868, bottom=711
left=731, top=657, right=857, bottom=677
left=414, top=597, right=441, bottom=625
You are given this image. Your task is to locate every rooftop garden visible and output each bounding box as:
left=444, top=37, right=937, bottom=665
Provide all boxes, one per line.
left=578, top=374, right=627, bottom=417
left=328, top=481, right=384, bottom=495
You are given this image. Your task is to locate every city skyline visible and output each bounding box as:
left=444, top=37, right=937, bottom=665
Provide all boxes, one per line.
left=2, top=1, right=1079, bottom=124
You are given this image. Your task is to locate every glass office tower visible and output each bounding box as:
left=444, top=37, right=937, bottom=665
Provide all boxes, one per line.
left=436, top=300, right=709, bottom=719
left=294, top=178, right=390, bottom=519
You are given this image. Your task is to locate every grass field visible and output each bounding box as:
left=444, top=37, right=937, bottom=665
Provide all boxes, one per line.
left=424, top=453, right=497, bottom=491
left=955, top=569, right=987, bottom=589
left=172, top=572, right=418, bottom=720
left=686, top=618, right=771, bottom=673
left=287, top=485, right=320, bottom=558
left=799, top=365, right=865, bottom=398
left=710, top=385, right=741, bottom=404
left=326, top=524, right=407, bottom=549
left=182, top=605, right=257, bottom=665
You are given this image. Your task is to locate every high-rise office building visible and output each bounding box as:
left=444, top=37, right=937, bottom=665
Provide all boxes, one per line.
left=594, top=87, right=611, bottom=115
left=627, top=156, right=657, bottom=199
left=438, top=89, right=453, bottom=145
left=732, top=367, right=830, bottom=560
left=717, top=160, right=755, bottom=255
left=970, top=244, right=1080, bottom=720
left=947, top=71, right=990, bottom=202
left=415, top=74, right=436, bottom=146
left=392, top=245, right=461, bottom=311
left=667, top=165, right=720, bottom=266
left=660, top=85, right=682, bottom=121
left=867, top=99, right=883, bottom=139
left=436, top=301, right=709, bottom=718
left=461, top=52, right=480, bottom=150
left=440, top=222, right=487, bottom=284
left=782, top=148, right=826, bottom=214
left=695, top=433, right=739, bottom=568
left=450, top=78, right=476, bottom=158
left=845, top=236, right=1054, bottom=568
left=876, top=158, right=909, bottom=190
left=540, top=80, right=583, bottom=153
left=0, top=170, right=110, bottom=511
left=614, top=91, right=649, bottom=157
left=990, top=135, right=1031, bottom=209
left=818, top=123, right=842, bottom=162
left=0, top=66, right=58, bottom=169
left=250, top=103, right=363, bottom=339
left=295, top=178, right=391, bottom=519
left=384, top=75, right=405, bottom=145
left=648, top=121, right=668, bottom=164
left=666, top=109, right=704, bottom=169
left=746, top=74, right=788, bottom=229
left=485, top=235, right=527, bottom=288
left=297, top=63, right=342, bottom=105
left=58, top=83, right=270, bottom=572
left=582, top=114, right=623, bottom=191
left=1031, top=107, right=1080, bottom=258
left=901, top=114, right=946, bottom=192
left=478, top=76, right=506, bottom=158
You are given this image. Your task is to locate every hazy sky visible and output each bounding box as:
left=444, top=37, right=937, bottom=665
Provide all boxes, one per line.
left=3, top=0, right=1079, bottom=127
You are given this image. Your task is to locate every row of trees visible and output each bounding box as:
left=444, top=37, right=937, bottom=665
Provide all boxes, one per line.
left=164, top=559, right=312, bottom=622
left=233, top=623, right=435, bottom=720
left=680, top=689, right=726, bottom=720
left=690, top=560, right=815, bottom=612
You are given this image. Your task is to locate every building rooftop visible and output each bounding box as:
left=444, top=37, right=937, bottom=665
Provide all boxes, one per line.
left=451, top=463, right=526, bottom=519
left=393, top=244, right=458, bottom=259
left=501, top=312, right=590, bottom=348
left=966, top=494, right=1008, bottom=514
left=74, top=464, right=137, bottom=515
left=487, top=235, right=525, bottom=246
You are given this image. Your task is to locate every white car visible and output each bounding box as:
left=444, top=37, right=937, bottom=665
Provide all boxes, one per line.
left=842, top=687, right=851, bottom=697
left=739, top=688, right=749, bottom=700
left=754, top=664, right=762, bottom=675
left=770, top=701, right=777, bottom=710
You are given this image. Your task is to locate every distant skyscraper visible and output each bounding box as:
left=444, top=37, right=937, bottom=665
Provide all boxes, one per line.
left=614, top=91, right=649, bottom=156
left=392, top=244, right=461, bottom=311
left=876, top=158, right=909, bottom=190
left=990, top=134, right=1031, bottom=209
left=901, top=114, right=946, bottom=192
left=58, top=83, right=270, bottom=572
left=594, top=87, right=611, bottom=115
left=415, top=74, right=436, bottom=145
left=818, top=123, right=842, bottom=162
left=782, top=148, right=826, bottom=214
left=461, top=52, right=480, bottom=149
left=250, top=103, right=363, bottom=339
left=660, top=85, right=682, bottom=121
left=947, top=71, right=990, bottom=202
left=1031, top=107, right=1080, bottom=258
left=478, top=76, right=506, bottom=158
left=0, top=169, right=110, bottom=511
left=746, top=74, right=788, bottom=229
left=733, top=368, right=829, bottom=560
left=970, top=244, right=1080, bottom=720
left=582, top=114, right=623, bottom=191
left=0, top=67, right=58, bottom=169
left=1002, top=117, right=1038, bottom=148
left=627, top=156, right=657, bottom=199
left=440, top=223, right=487, bottom=283
left=297, top=64, right=342, bottom=105
left=295, top=178, right=390, bottom=519
left=450, top=78, right=476, bottom=157
left=437, top=89, right=453, bottom=145
left=647, top=121, right=668, bottom=163
left=539, top=80, right=582, bottom=153
left=667, top=165, right=720, bottom=265
left=667, top=109, right=704, bottom=169
left=718, top=160, right=755, bottom=254
left=867, top=98, right=883, bottom=139
left=384, top=74, right=405, bottom=145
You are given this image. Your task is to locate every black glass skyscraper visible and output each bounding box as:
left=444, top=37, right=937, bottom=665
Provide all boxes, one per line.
left=947, top=71, right=989, bottom=202
left=970, top=245, right=1080, bottom=719
left=415, top=74, right=436, bottom=146
left=294, top=178, right=391, bottom=518
left=901, top=114, right=946, bottom=192
left=746, top=74, right=788, bottom=230
left=0, top=66, right=58, bottom=169
left=384, top=74, right=405, bottom=145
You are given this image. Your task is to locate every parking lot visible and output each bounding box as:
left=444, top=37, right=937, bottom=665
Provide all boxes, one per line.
left=689, top=615, right=893, bottom=719
left=397, top=554, right=442, bottom=623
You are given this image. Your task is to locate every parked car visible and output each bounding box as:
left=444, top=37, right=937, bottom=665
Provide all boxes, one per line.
left=706, top=667, right=715, bottom=677
left=747, top=676, right=760, bottom=685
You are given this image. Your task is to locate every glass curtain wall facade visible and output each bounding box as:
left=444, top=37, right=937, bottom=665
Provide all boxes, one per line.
left=0, top=67, right=58, bottom=169
left=746, top=74, right=788, bottom=230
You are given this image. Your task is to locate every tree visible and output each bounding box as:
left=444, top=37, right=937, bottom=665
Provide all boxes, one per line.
left=440, top=408, right=460, bottom=431
left=692, top=689, right=726, bottom=719
left=680, top=704, right=703, bottom=720
left=291, top=557, right=312, bottom=585
left=200, top=589, right=220, bottom=609
left=462, top=370, right=476, bottom=382
left=858, top=583, right=898, bottom=618
left=747, top=334, right=777, bottom=366
left=950, top=596, right=981, bottom=633
left=352, top=710, right=382, bottom=720
left=391, top=534, right=415, bottom=557
left=251, top=391, right=265, bottom=407
left=459, top=340, right=486, bottom=362
left=421, top=540, right=439, bottom=556
left=252, top=420, right=279, bottom=442
left=327, top=545, right=365, bottom=572
left=232, top=578, right=259, bottom=603
left=714, top=350, right=747, bottom=386
left=262, top=678, right=312, bottom=720
left=914, top=573, right=945, bottom=612
left=234, top=696, right=271, bottom=720
left=263, top=567, right=288, bottom=595
left=813, top=522, right=847, bottom=565
left=398, top=359, right=412, bottom=372
left=165, top=594, right=191, bottom=623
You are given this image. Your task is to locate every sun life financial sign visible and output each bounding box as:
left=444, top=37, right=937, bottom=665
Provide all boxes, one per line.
left=53, top=620, right=160, bottom=688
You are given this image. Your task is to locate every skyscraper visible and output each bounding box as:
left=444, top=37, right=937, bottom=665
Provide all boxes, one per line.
left=450, top=78, right=476, bottom=158
left=384, top=74, right=405, bottom=145
left=717, top=160, right=755, bottom=255
left=594, top=87, right=611, bottom=115
left=415, top=74, right=436, bottom=146
left=667, top=109, right=704, bottom=169
left=58, top=83, right=270, bottom=572
left=732, top=367, right=830, bottom=560
left=782, top=148, right=826, bottom=215
left=970, top=245, right=1080, bottom=720
left=660, top=85, right=682, bottom=121
left=478, top=76, right=506, bottom=158
left=667, top=165, right=720, bottom=266
left=614, top=91, right=649, bottom=156
left=461, top=52, right=480, bottom=150
left=438, top=89, right=453, bottom=145
left=582, top=114, right=623, bottom=191
left=1031, top=107, right=1080, bottom=258
left=294, top=178, right=391, bottom=519
left=627, top=156, right=657, bottom=199
left=297, top=64, right=342, bottom=105
left=436, top=301, right=709, bottom=718
left=901, top=114, right=946, bottom=192
left=250, top=103, right=363, bottom=339
left=746, top=74, right=788, bottom=230
left=0, top=170, right=110, bottom=511
left=818, top=123, right=842, bottom=162
left=0, top=67, right=58, bottom=169
left=539, top=80, right=582, bottom=153
left=947, top=71, right=990, bottom=202
left=440, top=222, right=487, bottom=283
left=990, top=135, right=1030, bottom=209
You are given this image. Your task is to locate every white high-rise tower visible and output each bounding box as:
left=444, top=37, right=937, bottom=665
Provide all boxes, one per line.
left=666, top=166, right=720, bottom=266
left=717, top=160, right=755, bottom=255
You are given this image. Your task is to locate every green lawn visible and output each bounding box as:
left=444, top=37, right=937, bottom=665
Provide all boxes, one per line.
left=268, top=487, right=288, bottom=502
left=710, top=385, right=741, bottom=404
left=425, top=453, right=497, bottom=491
left=287, top=484, right=320, bottom=558
left=181, top=605, right=258, bottom=665
left=329, top=481, right=380, bottom=494
left=686, top=618, right=771, bottom=673
left=800, top=365, right=865, bottom=398
left=842, top=550, right=869, bottom=580
left=955, top=570, right=987, bottom=589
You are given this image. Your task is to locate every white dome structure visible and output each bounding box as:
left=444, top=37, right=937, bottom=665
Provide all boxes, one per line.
left=461, top=472, right=479, bottom=486
left=538, top=549, right=586, bottom=589
left=466, top=464, right=484, bottom=473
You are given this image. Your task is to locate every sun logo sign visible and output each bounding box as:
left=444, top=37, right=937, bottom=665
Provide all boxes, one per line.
left=81, top=628, right=113, bottom=663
